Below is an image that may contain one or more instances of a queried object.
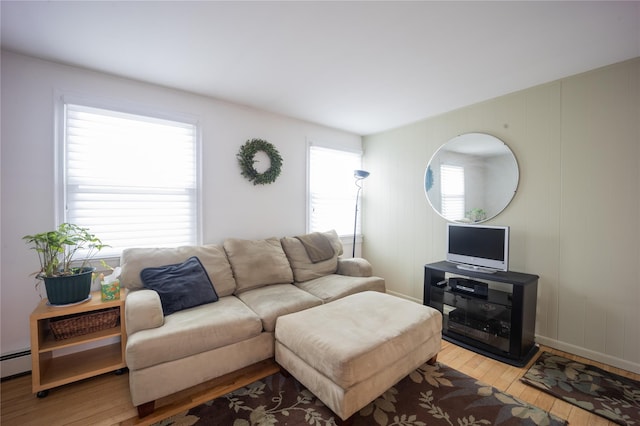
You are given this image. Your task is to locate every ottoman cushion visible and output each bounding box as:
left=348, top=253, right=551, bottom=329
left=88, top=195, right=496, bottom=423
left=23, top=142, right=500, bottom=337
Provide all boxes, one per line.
left=275, top=291, right=442, bottom=389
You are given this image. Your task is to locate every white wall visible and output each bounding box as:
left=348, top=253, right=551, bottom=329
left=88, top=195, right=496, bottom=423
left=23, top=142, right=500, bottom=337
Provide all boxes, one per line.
left=0, top=51, right=362, bottom=373
left=362, top=58, right=640, bottom=373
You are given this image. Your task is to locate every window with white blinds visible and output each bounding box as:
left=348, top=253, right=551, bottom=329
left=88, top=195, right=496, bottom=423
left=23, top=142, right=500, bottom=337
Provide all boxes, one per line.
left=440, top=164, right=465, bottom=221
left=62, top=103, right=200, bottom=258
left=308, top=146, right=363, bottom=236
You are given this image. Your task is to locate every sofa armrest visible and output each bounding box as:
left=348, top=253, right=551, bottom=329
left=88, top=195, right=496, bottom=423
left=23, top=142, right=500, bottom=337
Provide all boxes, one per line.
left=125, top=289, right=164, bottom=335
left=337, top=257, right=373, bottom=277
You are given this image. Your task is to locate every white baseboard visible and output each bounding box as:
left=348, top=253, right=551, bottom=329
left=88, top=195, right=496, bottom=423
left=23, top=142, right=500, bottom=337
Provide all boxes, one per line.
left=534, top=335, right=640, bottom=374
left=1, top=350, right=31, bottom=379
left=386, top=290, right=422, bottom=304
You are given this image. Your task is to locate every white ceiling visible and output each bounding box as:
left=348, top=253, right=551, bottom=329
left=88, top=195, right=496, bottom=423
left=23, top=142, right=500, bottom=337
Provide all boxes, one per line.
left=2, top=1, right=639, bottom=135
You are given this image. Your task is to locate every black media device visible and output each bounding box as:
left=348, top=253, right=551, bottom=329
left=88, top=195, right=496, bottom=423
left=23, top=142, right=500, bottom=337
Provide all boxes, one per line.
left=449, top=277, right=488, bottom=297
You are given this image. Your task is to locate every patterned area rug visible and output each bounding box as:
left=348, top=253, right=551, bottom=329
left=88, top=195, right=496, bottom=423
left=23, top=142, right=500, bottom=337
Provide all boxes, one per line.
left=156, top=361, right=565, bottom=426
left=521, top=352, right=640, bottom=426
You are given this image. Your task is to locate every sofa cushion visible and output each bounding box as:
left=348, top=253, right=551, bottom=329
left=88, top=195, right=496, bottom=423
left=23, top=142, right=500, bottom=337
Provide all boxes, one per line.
left=120, top=245, right=237, bottom=297
left=296, top=274, right=386, bottom=303
left=224, top=237, right=293, bottom=293
left=141, top=256, right=219, bottom=316
left=281, top=230, right=343, bottom=282
left=126, top=295, right=263, bottom=370
left=235, top=284, right=323, bottom=332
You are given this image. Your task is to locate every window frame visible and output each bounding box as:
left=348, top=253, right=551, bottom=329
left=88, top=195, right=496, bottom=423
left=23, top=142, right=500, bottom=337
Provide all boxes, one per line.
left=306, top=143, right=364, bottom=239
left=55, top=93, right=203, bottom=259
left=440, top=163, right=465, bottom=221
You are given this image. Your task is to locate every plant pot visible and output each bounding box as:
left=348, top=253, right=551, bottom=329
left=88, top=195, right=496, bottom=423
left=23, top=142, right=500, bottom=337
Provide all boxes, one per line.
left=43, top=267, right=95, bottom=305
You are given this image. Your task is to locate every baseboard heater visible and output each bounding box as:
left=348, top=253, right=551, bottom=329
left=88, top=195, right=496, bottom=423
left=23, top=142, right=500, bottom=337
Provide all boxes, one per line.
left=1, top=350, right=32, bottom=381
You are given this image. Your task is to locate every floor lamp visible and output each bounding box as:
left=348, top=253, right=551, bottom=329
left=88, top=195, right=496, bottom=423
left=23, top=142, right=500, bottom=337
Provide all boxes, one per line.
left=352, top=169, right=370, bottom=258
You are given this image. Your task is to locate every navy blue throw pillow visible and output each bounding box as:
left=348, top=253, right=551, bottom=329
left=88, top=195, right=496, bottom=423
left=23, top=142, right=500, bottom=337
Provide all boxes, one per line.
left=140, top=256, right=219, bottom=315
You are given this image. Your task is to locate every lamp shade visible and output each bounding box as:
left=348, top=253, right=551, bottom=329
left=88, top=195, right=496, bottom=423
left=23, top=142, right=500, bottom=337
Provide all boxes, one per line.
left=354, top=170, right=370, bottom=179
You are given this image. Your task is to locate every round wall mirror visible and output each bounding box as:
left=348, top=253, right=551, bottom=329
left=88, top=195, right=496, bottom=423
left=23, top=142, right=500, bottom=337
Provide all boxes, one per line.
left=424, top=133, right=519, bottom=223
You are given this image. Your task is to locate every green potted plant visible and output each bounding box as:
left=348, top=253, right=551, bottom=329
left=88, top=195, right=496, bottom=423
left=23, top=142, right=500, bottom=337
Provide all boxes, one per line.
left=23, top=223, right=108, bottom=305
left=466, top=208, right=487, bottom=222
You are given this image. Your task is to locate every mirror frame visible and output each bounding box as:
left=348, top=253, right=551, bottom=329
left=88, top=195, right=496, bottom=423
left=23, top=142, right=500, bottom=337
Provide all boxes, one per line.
left=424, top=133, right=519, bottom=223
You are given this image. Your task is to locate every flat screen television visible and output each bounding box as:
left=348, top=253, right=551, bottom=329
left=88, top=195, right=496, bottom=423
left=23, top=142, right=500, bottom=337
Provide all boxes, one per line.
left=446, top=223, right=510, bottom=273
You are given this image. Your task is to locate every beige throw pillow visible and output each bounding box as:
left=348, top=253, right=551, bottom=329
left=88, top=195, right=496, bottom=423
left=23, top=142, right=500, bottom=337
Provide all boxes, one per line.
left=281, top=229, right=343, bottom=283
left=224, top=237, right=294, bottom=293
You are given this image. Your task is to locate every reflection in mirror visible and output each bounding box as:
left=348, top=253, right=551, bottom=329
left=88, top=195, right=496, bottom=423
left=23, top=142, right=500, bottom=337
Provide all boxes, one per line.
left=424, top=133, right=519, bottom=223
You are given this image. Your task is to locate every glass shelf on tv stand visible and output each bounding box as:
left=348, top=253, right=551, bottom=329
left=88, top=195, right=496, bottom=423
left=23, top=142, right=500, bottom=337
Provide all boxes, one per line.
left=442, top=290, right=512, bottom=353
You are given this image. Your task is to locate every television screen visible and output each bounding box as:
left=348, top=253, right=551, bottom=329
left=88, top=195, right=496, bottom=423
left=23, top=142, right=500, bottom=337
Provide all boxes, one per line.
left=446, top=223, right=509, bottom=273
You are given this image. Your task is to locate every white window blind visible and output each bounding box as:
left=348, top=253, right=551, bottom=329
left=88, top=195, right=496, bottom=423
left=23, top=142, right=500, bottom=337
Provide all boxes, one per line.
left=440, top=164, right=465, bottom=221
left=63, top=103, right=199, bottom=257
left=309, top=146, right=362, bottom=236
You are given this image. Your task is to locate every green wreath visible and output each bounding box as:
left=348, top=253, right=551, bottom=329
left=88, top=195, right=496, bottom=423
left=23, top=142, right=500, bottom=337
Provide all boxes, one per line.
left=237, top=138, right=283, bottom=185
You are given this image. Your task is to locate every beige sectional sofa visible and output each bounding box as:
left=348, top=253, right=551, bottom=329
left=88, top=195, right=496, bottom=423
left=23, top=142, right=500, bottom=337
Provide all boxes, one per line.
left=119, top=230, right=385, bottom=417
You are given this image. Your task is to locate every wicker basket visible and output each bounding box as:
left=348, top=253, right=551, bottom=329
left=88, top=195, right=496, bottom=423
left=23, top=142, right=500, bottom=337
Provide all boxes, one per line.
left=49, top=308, right=119, bottom=340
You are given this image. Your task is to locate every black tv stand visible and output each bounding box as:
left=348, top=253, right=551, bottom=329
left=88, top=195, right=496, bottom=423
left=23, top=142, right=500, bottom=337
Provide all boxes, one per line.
left=424, top=261, right=539, bottom=367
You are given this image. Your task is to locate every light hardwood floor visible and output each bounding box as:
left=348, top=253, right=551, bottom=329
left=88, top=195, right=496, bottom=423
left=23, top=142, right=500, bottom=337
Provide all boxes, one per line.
left=2, top=343, right=638, bottom=426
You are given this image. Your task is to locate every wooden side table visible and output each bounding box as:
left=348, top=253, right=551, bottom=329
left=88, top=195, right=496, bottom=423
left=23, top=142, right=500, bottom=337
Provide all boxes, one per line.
left=29, top=290, right=127, bottom=397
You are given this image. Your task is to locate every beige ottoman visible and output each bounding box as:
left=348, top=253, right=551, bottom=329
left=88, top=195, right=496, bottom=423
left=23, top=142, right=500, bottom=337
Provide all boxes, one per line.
left=275, top=291, right=442, bottom=424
